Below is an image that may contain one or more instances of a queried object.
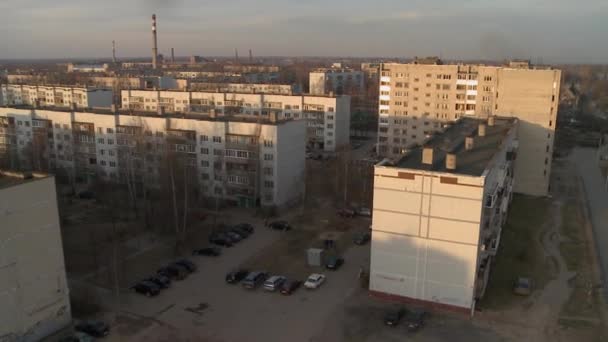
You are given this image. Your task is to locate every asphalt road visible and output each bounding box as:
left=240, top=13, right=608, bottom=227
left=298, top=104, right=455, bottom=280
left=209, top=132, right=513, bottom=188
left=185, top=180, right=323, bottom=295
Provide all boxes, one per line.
left=570, top=148, right=608, bottom=295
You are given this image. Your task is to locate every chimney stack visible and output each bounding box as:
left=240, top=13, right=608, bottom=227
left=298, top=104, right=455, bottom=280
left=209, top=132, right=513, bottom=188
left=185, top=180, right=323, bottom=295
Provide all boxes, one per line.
left=488, top=115, right=496, bottom=126
left=152, top=14, right=158, bottom=69
left=422, top=147, right=434, bottom=165
left=171, top=48, right=175, bottom=63
left=446, top=153, right=457, bottom=170
left=478, top=123, right=486, bottom=137
left=465, top=136, right=475, bottom=150
left=112, top=40, right=116, bottom=63
left=249, top=49, right=253, bottom=63
left=235, top=48, right=239, bottom=63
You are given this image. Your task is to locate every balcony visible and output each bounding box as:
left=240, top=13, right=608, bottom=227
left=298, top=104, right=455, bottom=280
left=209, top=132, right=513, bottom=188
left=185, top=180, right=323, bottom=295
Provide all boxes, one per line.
left=475, top=255, right=492, bottom=299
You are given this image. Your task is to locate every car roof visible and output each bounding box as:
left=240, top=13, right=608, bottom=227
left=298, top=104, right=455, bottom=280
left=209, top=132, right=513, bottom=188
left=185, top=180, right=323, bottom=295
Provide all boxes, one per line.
left=308, top=273, right=323, bottom=279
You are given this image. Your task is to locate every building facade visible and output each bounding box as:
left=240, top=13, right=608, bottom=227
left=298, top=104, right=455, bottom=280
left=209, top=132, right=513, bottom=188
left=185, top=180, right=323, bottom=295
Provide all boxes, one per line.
left=1, top=84, right=113, bottom=110
left=0, top=107, right=305, bottom=208
left=190, top=82, right=298, bottom=95
left=370, top=117, right=518, bottom=314
left=0, top=172, right=71, bottom=341
left=121, top=90, right=350, bottom=152
left=309, top=68, right=365, bottom=96
left=377, top=61, right=560, bottom=196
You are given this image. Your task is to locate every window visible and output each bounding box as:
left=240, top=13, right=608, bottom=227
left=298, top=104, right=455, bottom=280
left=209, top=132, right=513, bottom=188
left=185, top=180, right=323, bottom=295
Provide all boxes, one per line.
left=99, top=149, right=105, bottom=155
left=106, top=128, right=114, bottom=134
left=213, top=136, right=222, bottom=143
left=201, top=147, right=209, bottom=154
left=327, top=124, right=334, bottom=129
left=328, top=107, right=334, bottom=112
left=201, top=160, right=209, bottom=167
left=263, top=167, right=273, bottom=176
left=97, top=138, right=105, bottom=144
left=264, top=181, right=274, bottom=188
left=200, top=135, right=208, bottom=142
left=201, top=173, right=210, bottom=180
left=109, top=161, right=116, bottom=167
left=264, top=154, right=274, bottom=161
left=213, top=149, right=223, bottom=156
left=108, top=150, right=115, bottom=156
left=107, top=139, right=114, bottom=145
left=263, top=140, right=274, bottom=147
left=549, top=120, right=553, bottom=127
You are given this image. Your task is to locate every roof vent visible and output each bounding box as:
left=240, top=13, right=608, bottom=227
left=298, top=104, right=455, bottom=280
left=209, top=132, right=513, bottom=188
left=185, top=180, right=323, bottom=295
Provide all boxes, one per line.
left=446, top=153, right=457, bottom=170
left=478, top=123, right=486, bottom=137
left=488, top=116, right=496, bottom=126
left=422, top=147, right=434, bottom=165
left=465, top=136, right=475, bottom=150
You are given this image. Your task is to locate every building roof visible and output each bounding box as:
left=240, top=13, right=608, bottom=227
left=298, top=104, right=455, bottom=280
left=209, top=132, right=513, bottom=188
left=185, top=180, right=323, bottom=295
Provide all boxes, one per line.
left=0, top=171, right=49, bottom=190
left=394, top=117, right=516, bottom=176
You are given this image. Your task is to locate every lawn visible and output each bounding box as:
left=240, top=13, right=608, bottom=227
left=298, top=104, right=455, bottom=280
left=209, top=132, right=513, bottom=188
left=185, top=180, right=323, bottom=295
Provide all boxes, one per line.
left=478, top=194, right=553, bottom=310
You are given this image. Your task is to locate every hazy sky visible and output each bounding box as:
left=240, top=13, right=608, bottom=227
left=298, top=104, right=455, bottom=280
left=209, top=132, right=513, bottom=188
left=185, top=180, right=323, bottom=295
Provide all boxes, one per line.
left=1, top=0, right=606, bottom=63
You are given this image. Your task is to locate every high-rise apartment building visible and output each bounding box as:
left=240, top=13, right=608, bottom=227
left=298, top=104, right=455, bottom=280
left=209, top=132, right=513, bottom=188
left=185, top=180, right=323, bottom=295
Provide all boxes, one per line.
left=370, top=117, right=518, bottom=314
left=309, top=68, right=365, bottom=96
left=121, top=90, right=350, bottom=152
left=0, top=84, right=113, bottom=110
left=0, top=107, right=306, bottom=209
left=377, top=60, right=560, bottom=196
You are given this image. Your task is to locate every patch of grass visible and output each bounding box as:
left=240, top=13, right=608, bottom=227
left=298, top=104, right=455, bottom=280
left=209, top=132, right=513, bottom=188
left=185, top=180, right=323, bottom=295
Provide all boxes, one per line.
left=479, top=194, right=552, bottom=310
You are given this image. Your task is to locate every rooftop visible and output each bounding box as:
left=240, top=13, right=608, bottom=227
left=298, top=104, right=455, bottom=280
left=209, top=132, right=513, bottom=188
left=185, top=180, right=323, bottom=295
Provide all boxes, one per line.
left=2, top=105, right=296, bottom=126
left=0, top=171, right=49, bottom=190
left=394, top=117, right=516, bottom=176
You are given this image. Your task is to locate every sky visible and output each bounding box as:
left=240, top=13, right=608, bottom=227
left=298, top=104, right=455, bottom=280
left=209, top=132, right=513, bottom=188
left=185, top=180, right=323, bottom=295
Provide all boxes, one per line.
left=0, top=0, right=607, bottom=63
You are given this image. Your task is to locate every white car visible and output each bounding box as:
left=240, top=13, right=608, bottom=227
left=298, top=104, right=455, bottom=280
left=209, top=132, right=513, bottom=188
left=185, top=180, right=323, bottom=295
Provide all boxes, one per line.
left=304, top=273, right=326, bottom=289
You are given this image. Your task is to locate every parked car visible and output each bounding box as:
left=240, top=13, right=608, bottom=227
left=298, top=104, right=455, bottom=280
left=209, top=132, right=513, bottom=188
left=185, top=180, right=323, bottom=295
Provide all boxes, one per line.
left=513, top=277, right=533, bottom=296
left=157, top=264, right=188, bottom=280
left=325, top=256, right=344, bottom=270
left=263, top=275, right=287, bottom=291
left=145, top=275, right=171, bottom=289
left=242, top=271, right=268, bottom=289
left=234, top=223, right=254, bottom=234
left=280, top=280, right=302, bottom=295
left=384, top=307, right=407, bottom=326
left=230, top=227, right=251, bottom=238
left=353, top=232, right=371, bottom=245
left=268, top=220, right=291, bottom=231
left=304, top=273, right=326, bottom=289
left=174, top=259, right=197, bottom=273
left=192, top=247, right=221, bottom=257
left=209, top=234, right=233, bottom=247
left=131, top=281, right=160, bottom=297
left=337, top=208, right=356, bottom=218
left=74, top=320, right=110, bottom=338
left=59, top=332, right=94, bottom=342
left=226, top=269, right=250, bottom=284
left=225, top=230, right=244, bottom=242
left=404, top=310, right=427, bottom=332
left=356, top=207, right=372, bottom=217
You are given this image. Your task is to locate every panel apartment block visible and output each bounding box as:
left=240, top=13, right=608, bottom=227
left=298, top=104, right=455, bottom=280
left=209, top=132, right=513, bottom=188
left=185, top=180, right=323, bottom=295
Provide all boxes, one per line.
left=1, top=84, right=113, bottom=110
left=377, top=61, right=560, bottom=196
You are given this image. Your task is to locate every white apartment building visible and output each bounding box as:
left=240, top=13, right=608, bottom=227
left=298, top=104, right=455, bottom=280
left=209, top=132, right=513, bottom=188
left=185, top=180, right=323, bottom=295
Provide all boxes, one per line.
left=0, top=107, right=305, bottom=209
left=121, top=90, right=350, bottom=152
left=309, top=68, right=365, bottom=95
left=370, top=117, right=518, bottom=315
left=0, top=172, right=71, bottom=341
left=1, top=84, right=113, bottom=109
left=66, top=63, right=109, bottom=73
left=190, top=82, right=298, bottom=95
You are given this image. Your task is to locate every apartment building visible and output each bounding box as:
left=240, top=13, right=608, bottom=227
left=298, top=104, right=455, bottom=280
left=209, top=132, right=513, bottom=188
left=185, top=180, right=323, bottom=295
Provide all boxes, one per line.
left=121, top=90, right=350, bottom=152
left=190, top=82, right=298, bottom=95
left=370, top=117, right=518, bottom=314
left=67, top=63, right=109, bottom=73
left=165, top=70, right=280, bottom=83
left=309, top=68, right=365, bottom=95
left=0, top=107, right=305, bottom=209
left=377, top=60, right=560, bottom=196
left=1, top=84, right=113, bottom=109
left=223, top=65, right=280, bottom=73
left=0, top=171, right=71, bottom=341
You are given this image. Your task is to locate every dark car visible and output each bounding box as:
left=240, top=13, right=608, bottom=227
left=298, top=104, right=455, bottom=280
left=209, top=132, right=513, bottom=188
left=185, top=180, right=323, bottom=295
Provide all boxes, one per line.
left=242, top=271, right=268, bottom=289
left=74, top=320, right=110, bottom=338
left=192, top=247, right=221, bottom=257
left=325, top=256, right=345, bottom=270
left=157, top=264, right=188, bottom=280
left=280, top=280, right=302, bottom=295
left=226, top=269, right=249, bottom=284
left=230, top=227, right=251, bottom=238
left=131, top=281, right=160, bottom=297
left=404, top=310, right=427, bottom=332
left=145, top=275, right=171, bottom=289
left=225, top=231, right=244, bottom=242
left=268, top=220, right=291, bottom=231
left=234, top=223, right=254, bottom=234
left=174, top=259, right=197, bottom=273
left=353, top=232, right=371, bottom=245
left=384, top=307, right=407, bottom=326
left=337, top=208, right=356, bottom=218
left=209, top=234, right=233, bottom=247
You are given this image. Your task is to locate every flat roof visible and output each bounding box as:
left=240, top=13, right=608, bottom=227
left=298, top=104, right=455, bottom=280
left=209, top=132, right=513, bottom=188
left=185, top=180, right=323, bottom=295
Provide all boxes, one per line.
left=2, top=105, right=296, bottom=126
left=395, top=117, right=516, bottom=176
left=0, top=171, right=48, bottom=190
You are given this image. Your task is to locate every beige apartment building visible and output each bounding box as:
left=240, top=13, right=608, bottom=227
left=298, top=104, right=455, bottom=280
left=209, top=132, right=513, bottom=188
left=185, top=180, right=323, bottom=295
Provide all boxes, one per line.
left=309, top=68, right=365, bottom=96
left=1, top=84, right=113, bottom=110
left=377, top=60, right=560, bottom=196
left=190, top=82, right=298, bottom=95
left=121, top=90, right=350, bottom=152
left=0, top=107, right=305, bottom=209
left=370, top=117, right=518, bottom=314
left=0, top=171, right=71, bottom=341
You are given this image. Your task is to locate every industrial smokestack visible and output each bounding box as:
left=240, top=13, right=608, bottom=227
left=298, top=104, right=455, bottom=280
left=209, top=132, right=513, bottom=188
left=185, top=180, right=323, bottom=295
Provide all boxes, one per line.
left=152, top=14, right=158, bottom=69
left=249, top=49, right=253, bottom=63
left=171, top=48, right=175, bottom=63
left=112, top=40, right=116, bottom=63
left=235, top=48, right=239, bottom=63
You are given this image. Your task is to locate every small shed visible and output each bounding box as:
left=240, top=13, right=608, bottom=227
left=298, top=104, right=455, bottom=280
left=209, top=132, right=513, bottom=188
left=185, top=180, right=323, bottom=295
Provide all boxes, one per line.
left=307, top=248, right=325, bottom=267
